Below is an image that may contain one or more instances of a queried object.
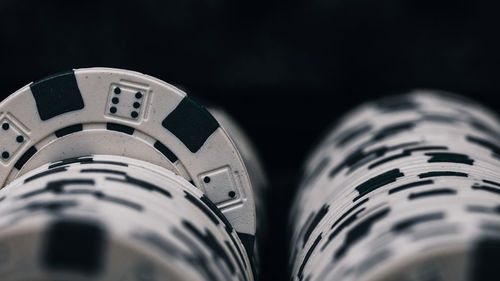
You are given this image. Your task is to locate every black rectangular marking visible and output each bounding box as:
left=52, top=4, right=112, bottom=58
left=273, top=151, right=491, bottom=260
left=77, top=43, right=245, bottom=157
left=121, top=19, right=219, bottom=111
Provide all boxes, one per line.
left=403, top=146, right=448, bottom=153
left=86, top=160, right=128, bottom=167
left=30, top=71, right=85, bottom=121
left=353, top=169, right=404, bottom=202
left=106, top=123, right=134, bottom=135
left=372, top=122, right=415, bottom=141
left=418, top=171, right=467, bottom=178
left=480, top=223, right=500, bottom=233
left=81, top=169, right=126, bottom=176
left=409, top=188, right=456, bottom=200
left=392, top=212, right=444, bottom=232
left=48, top=156, right=93, bottom=169
left=20, top=188, right=54, bottom=199
left=42, top=219, right=105, bottom=274
left=389, top=141, right=421, bottom=150
left=375, top=95, right=418, bottom=112
left=422, top=114, right=459, bottom=124
left=303, top=204, right=329, bottom=247
left=26, top=200, right=78, bottom=212
left=472, top=185, right=500, bottom=195
left=298, top=234, right=322, bottom=279
left=483, top=180, right=500, bottom=188
left=388, top=180, right=434, bottom=194
left=467, top=205, right=500, bottom=216
left=297, top=212, right=316, bottom=244
left=24, top=167, right=68, bottom=183
left=162, top=97, right=219, bottom=153
left=55, top=124, right=83, bottom=138
left=153, top=140, right=178, bottom=162
left=425, top=152, right=474, bottom=165
left=470, top=238, right=500, bottom=281
left=14, top=146, right=38, bottom=170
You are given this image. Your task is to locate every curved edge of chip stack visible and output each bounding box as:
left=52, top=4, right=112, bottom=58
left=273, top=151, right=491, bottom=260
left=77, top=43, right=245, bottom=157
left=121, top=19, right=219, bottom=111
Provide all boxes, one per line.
left=288, top=90, right=500, bottom=281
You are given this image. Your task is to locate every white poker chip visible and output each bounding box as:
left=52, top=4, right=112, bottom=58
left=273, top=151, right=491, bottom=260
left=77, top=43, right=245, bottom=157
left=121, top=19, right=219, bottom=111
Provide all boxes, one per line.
left=0, top=69, right=265, bottom=280
left=0, top=155, right=253, bottom=281
left=0, top=67, right=257, bottom=241
left=289, top=91, right=500, bottom=281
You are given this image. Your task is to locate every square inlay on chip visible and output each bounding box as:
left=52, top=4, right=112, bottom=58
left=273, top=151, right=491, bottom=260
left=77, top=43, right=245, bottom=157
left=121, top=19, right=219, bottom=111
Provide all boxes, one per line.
left=106, top=82, right=149, bottom=122
left=0, top=116, right=29, bottom=164
left=199, top=167, right=241, bottom=205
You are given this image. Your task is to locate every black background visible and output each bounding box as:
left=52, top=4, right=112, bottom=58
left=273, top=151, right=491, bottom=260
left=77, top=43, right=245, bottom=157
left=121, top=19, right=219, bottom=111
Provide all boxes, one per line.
left=1, top=1, right=499, bottom=280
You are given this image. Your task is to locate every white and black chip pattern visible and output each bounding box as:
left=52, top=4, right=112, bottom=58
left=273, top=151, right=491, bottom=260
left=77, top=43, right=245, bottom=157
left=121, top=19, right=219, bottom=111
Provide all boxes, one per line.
left=0, top=68, right=258, bottom=247
left=0, top=155, right=253, bottom=281
left=0, top=68, right=266, bottom=280
left=289, top=91, right=500, bottom=281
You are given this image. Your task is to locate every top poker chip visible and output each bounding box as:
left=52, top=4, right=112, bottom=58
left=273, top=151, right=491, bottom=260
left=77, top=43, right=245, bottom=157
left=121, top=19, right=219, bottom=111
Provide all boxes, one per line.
left=0, top=68, right=257, bottom=240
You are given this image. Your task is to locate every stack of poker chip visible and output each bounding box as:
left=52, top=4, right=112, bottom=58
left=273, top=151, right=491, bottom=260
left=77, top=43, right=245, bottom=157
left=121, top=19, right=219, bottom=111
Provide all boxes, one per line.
left=289, top=91, right=500, bottom=281
left=0, top=68, right=264, bottom=280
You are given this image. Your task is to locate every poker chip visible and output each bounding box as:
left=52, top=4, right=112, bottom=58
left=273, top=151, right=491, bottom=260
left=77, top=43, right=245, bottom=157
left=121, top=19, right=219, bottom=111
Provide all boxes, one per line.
left=0, top=69, right=265, bottom=280
left=0, top=67, right=258, bottom=240
left=289, top=90, right=500, bottom=281
left=0, top=155, right=253, bottom=281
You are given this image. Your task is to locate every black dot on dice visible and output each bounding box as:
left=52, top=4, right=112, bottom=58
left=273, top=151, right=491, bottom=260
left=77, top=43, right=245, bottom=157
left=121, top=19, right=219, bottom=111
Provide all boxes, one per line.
left=133, top=102, right=141, bottom=109
left=203, top=176, right=211, bottom=183
left=2, top=152, right=9, bottom=159
left=110, top=107, right=117, bottom=114
left=131, top=111, right=139, bottom=118
left=114, top=87, right=121, bottom=94
left=2, top=123, right=9, bottom=130
left=16, top=135, right=24, bottom=143
left=135, top=92, right=143, bottom=99
left=112, top=97, right=119, bottom=104
left=228, top=191, right=236, bottom=198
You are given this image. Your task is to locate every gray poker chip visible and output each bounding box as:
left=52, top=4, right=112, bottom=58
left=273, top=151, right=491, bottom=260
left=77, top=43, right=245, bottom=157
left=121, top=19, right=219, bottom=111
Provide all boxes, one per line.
left=289, top=90, right=500, bottom=281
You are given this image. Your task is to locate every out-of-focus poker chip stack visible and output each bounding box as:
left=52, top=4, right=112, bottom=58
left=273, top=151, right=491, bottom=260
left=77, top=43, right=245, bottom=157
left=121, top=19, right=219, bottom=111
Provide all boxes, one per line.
left=0, top=68, right=266, bottom=281
left=289, top=91, right=500, bottom=281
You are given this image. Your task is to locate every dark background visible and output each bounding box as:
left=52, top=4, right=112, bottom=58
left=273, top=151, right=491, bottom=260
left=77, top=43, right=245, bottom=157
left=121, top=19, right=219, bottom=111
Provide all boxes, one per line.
left=1, top=1, right=499, bottom=280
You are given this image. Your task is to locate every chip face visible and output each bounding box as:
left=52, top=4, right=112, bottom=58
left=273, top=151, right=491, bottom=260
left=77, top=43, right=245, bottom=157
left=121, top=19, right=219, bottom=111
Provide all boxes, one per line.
left=0, top=68, right=257, bottom=242
left=289, top=91, right=500, bottom=281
